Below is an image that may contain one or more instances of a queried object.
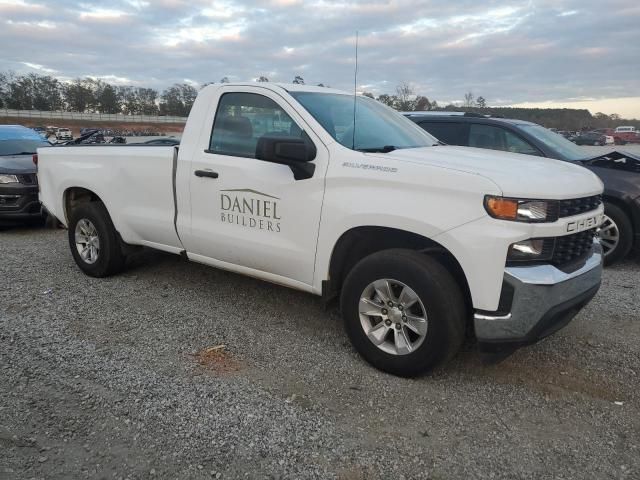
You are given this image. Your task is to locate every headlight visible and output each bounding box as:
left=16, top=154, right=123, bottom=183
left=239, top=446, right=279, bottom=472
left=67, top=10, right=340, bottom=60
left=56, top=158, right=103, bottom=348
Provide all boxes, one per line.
left=0, top=174, right=19, bottom=184
left=507, top=238, right=554, bottom=262
left=484, top=195, right=557, bottom=223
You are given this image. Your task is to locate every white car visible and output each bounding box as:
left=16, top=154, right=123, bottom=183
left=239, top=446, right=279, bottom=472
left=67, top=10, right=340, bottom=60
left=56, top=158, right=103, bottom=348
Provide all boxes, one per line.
left=55, top=128, right=73, bottom=141
left=36, top=83, right=604, bottom=376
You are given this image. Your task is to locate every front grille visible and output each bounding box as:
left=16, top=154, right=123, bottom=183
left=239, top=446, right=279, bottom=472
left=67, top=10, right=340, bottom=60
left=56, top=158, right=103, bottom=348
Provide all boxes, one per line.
left=557, top=195, right=602, bottom=218
left=551, top=229, right=596, bottom=267
left=17, top=174, right=38, bottom=185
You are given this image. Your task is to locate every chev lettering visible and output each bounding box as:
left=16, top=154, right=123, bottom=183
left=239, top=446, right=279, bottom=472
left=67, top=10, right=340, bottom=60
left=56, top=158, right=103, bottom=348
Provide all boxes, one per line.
left=220, top=189, right=281, bottom=232
left=566, top=214, right=603, bottom=233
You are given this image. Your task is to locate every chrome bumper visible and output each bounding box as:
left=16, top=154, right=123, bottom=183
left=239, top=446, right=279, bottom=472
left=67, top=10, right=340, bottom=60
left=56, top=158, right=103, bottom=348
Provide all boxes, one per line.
left=474, top=241, right=603, bottom=344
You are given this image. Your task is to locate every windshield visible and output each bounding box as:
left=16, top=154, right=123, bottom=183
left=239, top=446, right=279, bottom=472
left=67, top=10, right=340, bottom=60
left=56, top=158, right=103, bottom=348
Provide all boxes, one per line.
left=516, top=124, right=588, bottom=161
left=0, top=128, right=50, bottom=156
left=290, top=92, right=437, bottom=152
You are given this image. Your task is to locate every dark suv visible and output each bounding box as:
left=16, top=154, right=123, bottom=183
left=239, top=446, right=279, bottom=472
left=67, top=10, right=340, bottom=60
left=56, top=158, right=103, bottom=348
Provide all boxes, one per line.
left=0, top=125, right=50, bottom=227
left=405, top=112, right=640, bottom=265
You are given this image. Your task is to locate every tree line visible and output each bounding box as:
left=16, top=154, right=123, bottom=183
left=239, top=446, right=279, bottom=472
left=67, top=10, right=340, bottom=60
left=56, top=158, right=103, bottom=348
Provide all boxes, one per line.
left=0, top=71, right=637, bottom=129
left=0, top=72, right=315, bottom=117
left=362, top=85, right=638, bottom=130
left=0, top=71, right=201, bottom=116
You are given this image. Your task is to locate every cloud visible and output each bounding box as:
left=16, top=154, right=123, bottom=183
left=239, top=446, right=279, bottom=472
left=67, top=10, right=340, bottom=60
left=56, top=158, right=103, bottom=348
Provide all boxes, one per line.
left=0, top=0, right=639, bottom=117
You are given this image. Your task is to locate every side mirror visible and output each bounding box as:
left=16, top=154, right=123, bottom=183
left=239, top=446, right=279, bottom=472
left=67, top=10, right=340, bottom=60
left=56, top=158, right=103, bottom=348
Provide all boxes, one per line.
left=256, top=135, right=316, bottom=180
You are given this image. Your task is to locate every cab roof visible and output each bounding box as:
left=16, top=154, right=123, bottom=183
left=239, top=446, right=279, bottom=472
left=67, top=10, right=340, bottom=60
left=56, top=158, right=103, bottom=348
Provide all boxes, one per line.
left=201, top=82, right=351, bottom=96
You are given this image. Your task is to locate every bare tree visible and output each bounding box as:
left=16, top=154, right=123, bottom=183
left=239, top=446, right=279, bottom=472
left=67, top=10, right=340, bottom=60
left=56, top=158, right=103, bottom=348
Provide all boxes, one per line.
left=476, top=96, right=486, bottom=108
left=463, top=91, right=475, bottom=107
left=395, top=82, right=415, bottom=110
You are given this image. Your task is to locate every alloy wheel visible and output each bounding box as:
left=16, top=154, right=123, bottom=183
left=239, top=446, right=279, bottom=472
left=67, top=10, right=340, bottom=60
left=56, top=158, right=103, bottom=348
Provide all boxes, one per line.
left=358, top=279, right=428, bottom=355
left=597, top=214, right=619, bottom=257
left=75, top=218, right=100, bottom=264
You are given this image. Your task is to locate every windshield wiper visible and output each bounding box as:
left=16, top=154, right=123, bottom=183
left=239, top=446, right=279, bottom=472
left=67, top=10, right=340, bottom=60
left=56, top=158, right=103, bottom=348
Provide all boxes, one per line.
left=357, top=145, right=398, bottom=153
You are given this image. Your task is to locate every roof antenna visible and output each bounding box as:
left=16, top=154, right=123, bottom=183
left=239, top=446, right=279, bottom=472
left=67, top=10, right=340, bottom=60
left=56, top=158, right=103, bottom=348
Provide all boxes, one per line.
left=351, top=30, right=358, bottom=150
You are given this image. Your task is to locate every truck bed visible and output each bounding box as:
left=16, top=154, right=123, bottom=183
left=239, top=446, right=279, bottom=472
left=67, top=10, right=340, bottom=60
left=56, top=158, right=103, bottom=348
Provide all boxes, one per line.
left=37, top=145, right=183, bottom=252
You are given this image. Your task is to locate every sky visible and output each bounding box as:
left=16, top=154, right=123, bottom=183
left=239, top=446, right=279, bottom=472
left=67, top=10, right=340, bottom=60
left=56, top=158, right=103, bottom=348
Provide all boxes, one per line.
left=1, top=0, right=639, bottom=118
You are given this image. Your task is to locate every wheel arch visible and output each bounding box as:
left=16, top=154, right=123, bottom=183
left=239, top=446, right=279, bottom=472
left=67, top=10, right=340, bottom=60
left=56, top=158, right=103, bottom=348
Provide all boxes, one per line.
left=63, top=187, right=105, bottom=224
left=325, top=225, right=472, bottom=319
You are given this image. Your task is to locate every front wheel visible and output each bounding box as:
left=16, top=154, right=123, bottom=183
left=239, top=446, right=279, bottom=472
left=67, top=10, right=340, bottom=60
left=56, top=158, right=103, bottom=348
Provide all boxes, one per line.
left=68, top=202, right=126, bottom=277
left=340, top=249, right=466, bottom=377
left=598, top=202, right=633, bottom=266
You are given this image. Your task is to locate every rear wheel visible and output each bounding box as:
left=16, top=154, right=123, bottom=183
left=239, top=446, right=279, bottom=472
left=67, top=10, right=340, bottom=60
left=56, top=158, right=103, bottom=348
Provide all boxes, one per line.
left=340, top=249, right=466, bottom=377
left=598, top=202, right=633, bottom=266
left=68, top=202, right=125, bottom=277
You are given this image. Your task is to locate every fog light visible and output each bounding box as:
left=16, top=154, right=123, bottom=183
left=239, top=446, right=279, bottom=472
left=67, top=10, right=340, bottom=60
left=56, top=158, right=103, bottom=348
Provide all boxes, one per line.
left=507, top=238, right=553, bottom=262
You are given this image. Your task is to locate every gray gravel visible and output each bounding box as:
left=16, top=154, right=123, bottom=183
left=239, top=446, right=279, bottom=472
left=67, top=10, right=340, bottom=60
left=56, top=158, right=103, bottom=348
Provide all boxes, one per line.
left=1, top=227, right=639, bottom=479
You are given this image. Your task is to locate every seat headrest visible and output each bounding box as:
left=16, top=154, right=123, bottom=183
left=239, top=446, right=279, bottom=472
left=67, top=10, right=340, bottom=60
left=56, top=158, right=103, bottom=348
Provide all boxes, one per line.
left=217, top=115, right=253, bottom=138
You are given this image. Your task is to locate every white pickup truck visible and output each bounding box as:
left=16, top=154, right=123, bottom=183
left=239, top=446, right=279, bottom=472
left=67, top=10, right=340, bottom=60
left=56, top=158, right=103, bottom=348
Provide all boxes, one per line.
left=38, top=83, right=605, bottom=376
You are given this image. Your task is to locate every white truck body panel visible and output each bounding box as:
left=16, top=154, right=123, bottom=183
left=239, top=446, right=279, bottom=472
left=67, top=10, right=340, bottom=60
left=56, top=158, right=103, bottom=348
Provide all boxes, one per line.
left=38, top=146, right=182, bottom=253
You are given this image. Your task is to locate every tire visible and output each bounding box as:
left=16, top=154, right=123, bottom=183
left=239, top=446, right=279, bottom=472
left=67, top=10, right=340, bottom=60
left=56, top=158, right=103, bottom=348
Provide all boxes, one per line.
left=599, top=202, right=633, bottom=266
left=67, top=202, right=125, bottom=277
left=340, top=249, right=466, bottom=377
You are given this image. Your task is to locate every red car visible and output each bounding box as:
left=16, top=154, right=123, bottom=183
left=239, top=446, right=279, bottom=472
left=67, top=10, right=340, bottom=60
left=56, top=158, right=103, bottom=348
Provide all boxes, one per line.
left=593, top=127, right=639, bottom=145
left=614, top=126, right=639, bottom=144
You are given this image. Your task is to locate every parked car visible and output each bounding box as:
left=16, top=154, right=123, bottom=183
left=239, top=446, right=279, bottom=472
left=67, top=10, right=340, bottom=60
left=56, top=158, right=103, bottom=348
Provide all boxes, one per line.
left=573, top=131, right=608, bottom=146
left=406, top=112, right=640, bottom=264
left=38, top=84, right=604, bottom=376
left=614, top=126, right=639, bottom=144
left=55, top=128, right=73, bottom=141
left=0, top=125, right=50, bottom=227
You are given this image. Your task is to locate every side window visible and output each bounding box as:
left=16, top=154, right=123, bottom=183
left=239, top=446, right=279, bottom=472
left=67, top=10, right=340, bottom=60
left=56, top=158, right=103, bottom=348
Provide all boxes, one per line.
left=418, top=122, right=468, bottom=145
left=503, top=130, right=541, bottom=156
left=469, top=124, right=506, bottom=150
left=469, top=124, right=541, bottom=156
left=209, top=92, right=303, bottom=158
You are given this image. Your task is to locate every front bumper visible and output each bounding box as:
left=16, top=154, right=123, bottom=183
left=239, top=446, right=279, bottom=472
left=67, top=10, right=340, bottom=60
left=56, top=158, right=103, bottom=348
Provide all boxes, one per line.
left=474, top=241, right=602, bottom=348
left=0, top=183, right=43, bottom=224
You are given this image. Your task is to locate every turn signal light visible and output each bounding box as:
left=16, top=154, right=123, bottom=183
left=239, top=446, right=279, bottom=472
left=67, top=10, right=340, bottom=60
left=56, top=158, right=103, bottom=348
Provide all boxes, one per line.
left=485, top=197, right=518, bottom=220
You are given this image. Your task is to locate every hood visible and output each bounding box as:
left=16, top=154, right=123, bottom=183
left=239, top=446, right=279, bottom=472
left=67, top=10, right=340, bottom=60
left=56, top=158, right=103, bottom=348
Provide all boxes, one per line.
left=0, top=154, right=37, bottom=174
left=581, top=150, right=640, bottom=174
left=378, top=145, right=603, bottom=199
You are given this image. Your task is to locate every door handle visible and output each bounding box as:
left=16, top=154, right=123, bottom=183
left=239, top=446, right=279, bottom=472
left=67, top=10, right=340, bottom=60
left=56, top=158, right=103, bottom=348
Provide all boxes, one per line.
left=194, top=170, right=219, bottom=179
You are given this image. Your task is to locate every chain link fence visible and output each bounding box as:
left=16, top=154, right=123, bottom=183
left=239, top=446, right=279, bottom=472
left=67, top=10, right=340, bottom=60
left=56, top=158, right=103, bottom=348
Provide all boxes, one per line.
left=0, top=108, right=187, bottom=124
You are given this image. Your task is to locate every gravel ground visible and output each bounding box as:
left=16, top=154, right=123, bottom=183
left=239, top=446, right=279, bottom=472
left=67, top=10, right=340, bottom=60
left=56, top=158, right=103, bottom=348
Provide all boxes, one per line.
left=1, top=227, right=639, bottom=480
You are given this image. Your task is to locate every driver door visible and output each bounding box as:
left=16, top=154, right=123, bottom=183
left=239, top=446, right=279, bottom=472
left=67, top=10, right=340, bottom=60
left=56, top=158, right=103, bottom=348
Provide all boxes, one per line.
left=180, top=87, right=328, bottom=288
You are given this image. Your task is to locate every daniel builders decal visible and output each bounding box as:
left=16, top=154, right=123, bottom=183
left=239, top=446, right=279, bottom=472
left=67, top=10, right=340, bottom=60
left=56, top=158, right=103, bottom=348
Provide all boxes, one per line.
left=220, top=189, right=281, bottom=232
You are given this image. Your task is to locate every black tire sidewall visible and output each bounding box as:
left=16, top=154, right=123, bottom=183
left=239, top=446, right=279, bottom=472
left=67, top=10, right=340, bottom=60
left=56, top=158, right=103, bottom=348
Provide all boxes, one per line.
left=341, top=250, right=465, bottom=377
left=68, top=202, right=124, bottom=277
left=603, top=202, right=633, bottom=266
